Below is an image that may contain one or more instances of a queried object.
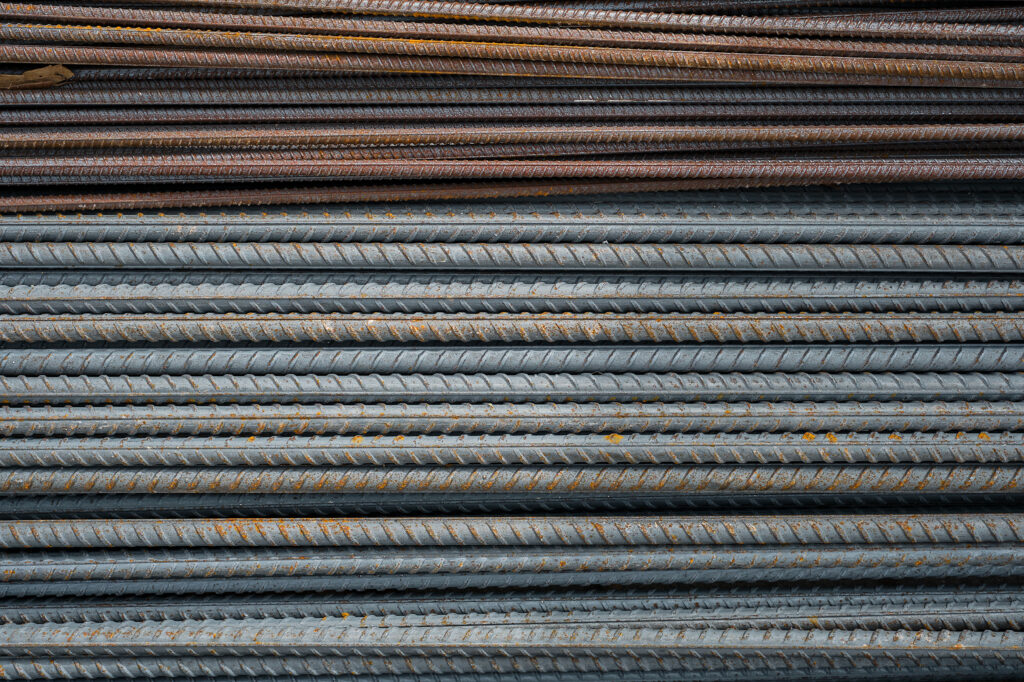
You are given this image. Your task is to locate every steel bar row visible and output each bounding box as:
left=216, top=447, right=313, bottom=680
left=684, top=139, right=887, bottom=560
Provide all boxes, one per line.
left=6, top=344, right=1024, bottom=375
left=0, top=401, right=1021, bottom=436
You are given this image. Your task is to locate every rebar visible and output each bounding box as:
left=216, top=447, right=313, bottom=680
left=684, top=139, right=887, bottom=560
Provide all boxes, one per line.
left=0, top=312, right=1021, bottom=345
left=2, top=1, right=1024, bottom=675
left=5, top=343, right=1024, bottom=376
left=6, top=371, right=1024, bottom=405
left=0, top=432, right=1020, bottom=467
left=1, top=514, right=1020, bottom=548
left=1, top=545, right=1021, bottom=593
left=1, top=401, right=1022, bottom=437
left=3, top=464, right=1022, bottom=496
left=2, top=241, right=1022, bottom=272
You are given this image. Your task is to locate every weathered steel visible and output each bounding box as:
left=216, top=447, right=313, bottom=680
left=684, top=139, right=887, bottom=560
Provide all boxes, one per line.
left=1, top=312, right=1022, bottom=345
left=4, top=371, right=1024, bottom=405
left=1, top=401, right=1021, bottom=437
left=5, top=343, right=1024, bottom=376
left=1, top=464, right=1021, bottom=496
left=0, top=514, right=1019, bottom=548
left=0, top=432, right=1019, bottom=467
left=2, top=241, right=1022, bottom=272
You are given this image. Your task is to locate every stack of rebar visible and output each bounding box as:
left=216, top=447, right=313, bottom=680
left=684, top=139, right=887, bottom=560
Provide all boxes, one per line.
left=2, top=1, right=1024, bottom=680
left=1, top=0, right=1024, bottom=208
left=0, top=182, right=1023, bottom=680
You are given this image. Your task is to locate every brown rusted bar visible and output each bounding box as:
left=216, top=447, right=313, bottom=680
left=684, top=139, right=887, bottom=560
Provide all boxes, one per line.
left=4, top=23, right=1023, bottom=88
left=109, top=0, right=1024, bottom=44
left=3, top=123, right=1022, bottom=151
left=2, top=4, right=1021, bottom=63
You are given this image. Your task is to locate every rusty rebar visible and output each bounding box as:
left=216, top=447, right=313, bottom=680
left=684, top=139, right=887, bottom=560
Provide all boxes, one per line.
left=3, top=155, right=1023, bottom=183
left=5, top=23, right=1023, bottom=87
left=106, top=0, right=1024, bottom=45
left=1, top=400, right=1020, bottom=437
left=4, top=123, right=1024, bottom=152
left=3, top=4, right=1021, bottom=63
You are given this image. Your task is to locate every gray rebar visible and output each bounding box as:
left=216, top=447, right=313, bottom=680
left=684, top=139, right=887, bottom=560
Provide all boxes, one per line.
left=8, top=275, right=1024, bottom=315
left=3, top=371, right=1024, bottom=405
left=2, top=584, right=1019, bottom=627
left=3, top=241, right=1021, bottom=272
left=0, top=513, right=1019, bottom=549
left=0, top=401, right=1021, bottom=437
left=5, top=343, right=1024, bottom=376
left=3, top=619, right=1024, bottom=657
left=0, top=653, right=1017, bottom=681
left=1, top=464, right=1021, bottom=496
left=0, top=545, right=1020, bottom=594
left=1, top=312, right=1022, bottom=345
left=4, top=186, right=1022, bottom=245
left=0, top=431, right=1020, bottom=467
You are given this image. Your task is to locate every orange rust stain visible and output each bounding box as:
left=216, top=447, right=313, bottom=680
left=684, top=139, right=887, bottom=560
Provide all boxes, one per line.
left=802, top=432, right=816, bottom=441
left=604, top=434, right=624, bottom=444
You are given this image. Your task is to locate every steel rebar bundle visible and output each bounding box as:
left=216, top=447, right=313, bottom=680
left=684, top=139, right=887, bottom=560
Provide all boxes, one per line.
left=2, top=1, right=1024, bottom=680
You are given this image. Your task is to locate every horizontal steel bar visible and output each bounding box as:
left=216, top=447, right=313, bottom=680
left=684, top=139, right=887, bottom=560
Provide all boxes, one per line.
left=3, top=620, right=1023, bottom=656
left=9, top=123, right=1024, bottom=151
left=4, top=185, right=1023, bottom=244
left=3, top=274, right=1022, bottom=314
left=1, top=312, right=1022, bottom=345
left=4, top=82, right=1024, bottom=107
left=1, top=465, right=1021, bottom=496
left=1, top=488, right=1017, bottom=517
left=6, top=344, right=1024, bottom=377
left=0, top=432, right=1018, bottom=467
left=3, top=584, right=1019, bottom=627
left=4, top=241, right=1022, bottom=272
left=0, top=545, right=1020, bottom=593
left=9, top=102, right=1024, bottom=129
left=0, top=653, right=1013, bottom=681
left=3, top=372, right=1024, bottom=405
left=3, top=401, right=1018, bottom=437
left=5, top=156, right=1024, bottom=183
left=0, top=514, right=1017, bottom=548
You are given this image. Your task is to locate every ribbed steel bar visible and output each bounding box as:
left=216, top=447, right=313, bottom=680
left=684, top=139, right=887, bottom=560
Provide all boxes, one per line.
left=6, top=155, right=1024, bottom=183
left=0, top=312, right=1022, bottom=345
left=9, top=123, right=1024, bottom=152
left=0, top=432, right=1019, bottom=467
left=5, top=371, right=1024, bottom=405
left=4, top=584, right=1019, bottom=627
left=1, top=464, right=1021, bottom=496
left=6, top=344, right=1024, bottom=376
left=8, top=81, right=1022, bottom=106
left=5, top=42, right=943, bottom=86
left=4, top=186, right=1022, bottom=244
left=7, top=23, right=1023, bottom=87
left=1, top=514, right=1019, bottom=548
left=1, top=545, right=1021, bottom=594
left=6, top=274, right=1024, bottom=314
left=8, top=103, right=1022, bottom=128
left=820, top=7, right=1024, bottom=23
left=3, top=241, right=1021, bottom=272
left=0, top=178, right=817, bottom=212
left=3, top=488, right=1002, bottom=517
left=0, top=603, right=1016, bottom=632
left=1, top=401, right=1021, bottom=437
left=0, top=654, right=1016, bottom=682
left=107, top=0, right=1024, bottom=44
left=5, top=4, right=1020, bottom=63
left=3, top=620, right=1024, bottom=657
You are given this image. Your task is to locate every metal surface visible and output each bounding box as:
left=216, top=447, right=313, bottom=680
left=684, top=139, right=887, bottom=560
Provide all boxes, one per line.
left=1, top=3, right=1024, bottom=678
